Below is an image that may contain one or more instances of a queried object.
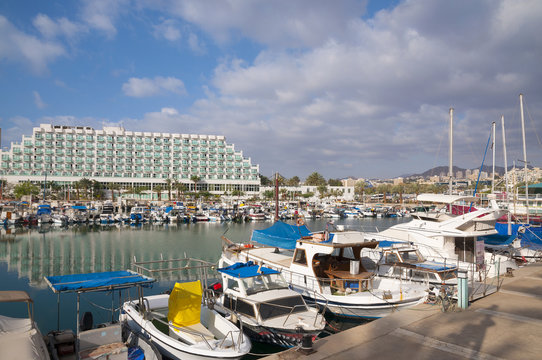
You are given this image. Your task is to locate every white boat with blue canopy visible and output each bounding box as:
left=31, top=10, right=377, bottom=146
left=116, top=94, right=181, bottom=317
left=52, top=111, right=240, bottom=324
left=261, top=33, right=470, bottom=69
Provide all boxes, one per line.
left=44, top=270, right=161, bottom=360
left=222, top=221, right=428, bottom=319
left=215, top=261, right=325, bottom=348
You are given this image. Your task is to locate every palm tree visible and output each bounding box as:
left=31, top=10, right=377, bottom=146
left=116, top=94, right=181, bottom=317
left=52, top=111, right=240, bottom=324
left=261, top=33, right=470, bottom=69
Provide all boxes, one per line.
left=133, top=186, right=144, bottom=201
left=108, top=182, right=120, bottom=202
left=354, top=181, right=367, bottom=203
left=173, top=180, right=180, bottom=201
left=165, top=178, right=172, bottom=201
left=190, top=175, right=201, bottom=201
left=317, top=184, right=328, bottom=199
left=153, top=185, right=164, bottom=202
left=124, top=186, right=135, bottom=201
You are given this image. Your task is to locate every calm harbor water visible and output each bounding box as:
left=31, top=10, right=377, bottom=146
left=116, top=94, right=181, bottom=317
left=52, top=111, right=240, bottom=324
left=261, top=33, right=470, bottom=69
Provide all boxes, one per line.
left=0, top=217, right=408, bottom=344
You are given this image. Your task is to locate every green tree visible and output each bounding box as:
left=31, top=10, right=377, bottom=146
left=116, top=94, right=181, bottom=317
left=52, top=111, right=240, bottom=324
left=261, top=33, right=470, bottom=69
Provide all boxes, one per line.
left=0, top=179, right=7, bottom=200
left=328, top=178, right=342, bottom=186
left=133, top=186, right=144, bottom=201
left=108, top=182, right=121, bottom=202
left=262, top=190, right=274, bottom=200
left=301, top=192, right=314, bottom=199
left=259, top=174, right=272, bottom=186
left=153, top=185, right=164, bottom=201
left=14, top=181, right=40, bottom=200
left=190, top=175, right=201, bottom=198
left=305, top=172, right=326, bottom=186
left=317, top=184, right=328, bottom=199
left=377, top=184, right=392, bottom=203
left=165, top=178, right=172, bottom=201
left=393, top=183, right=406, bottom=204
left=354, top=181, right=367, bottom=203
left=287, top=176, right=301, bottom=186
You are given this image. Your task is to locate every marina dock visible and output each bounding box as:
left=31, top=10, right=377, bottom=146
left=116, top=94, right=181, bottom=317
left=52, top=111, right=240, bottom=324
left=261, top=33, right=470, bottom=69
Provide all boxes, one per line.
left=263, top=262, right=542, bottom=360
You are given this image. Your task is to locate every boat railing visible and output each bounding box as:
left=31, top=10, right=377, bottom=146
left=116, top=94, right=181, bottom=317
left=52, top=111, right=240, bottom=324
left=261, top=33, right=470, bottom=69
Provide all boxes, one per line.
left=203, top=288, right=246, bottom=349
left=278, top=265, right=376, bottom=295
left=132, top=256, right=217, bottom=287
left=151, top=314, right=245, bottom=351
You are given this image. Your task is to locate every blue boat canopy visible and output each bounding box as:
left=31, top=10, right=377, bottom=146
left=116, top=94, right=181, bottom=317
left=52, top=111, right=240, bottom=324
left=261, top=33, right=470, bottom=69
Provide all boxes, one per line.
left=416, top=262, right=457, bottom=272
left=251, top=221, right=313, bottom=250
left=218, top=261, right=280, bottom=278
left=377, top=240, right=406, bottom=248
left=71, top=205, right=87, bottom=210
left=45, top=270, right=155, bottom=293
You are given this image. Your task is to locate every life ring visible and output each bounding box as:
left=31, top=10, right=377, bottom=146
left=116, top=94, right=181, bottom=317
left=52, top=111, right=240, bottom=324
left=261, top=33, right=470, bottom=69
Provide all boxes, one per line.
left=243, top=243, right=254, bottom=249
left=296, top=217, right=305, bottom=226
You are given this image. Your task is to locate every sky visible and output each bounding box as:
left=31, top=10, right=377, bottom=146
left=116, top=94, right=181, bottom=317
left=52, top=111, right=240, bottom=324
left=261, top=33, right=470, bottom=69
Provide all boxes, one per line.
left=1, top=0, right=542, bottom=180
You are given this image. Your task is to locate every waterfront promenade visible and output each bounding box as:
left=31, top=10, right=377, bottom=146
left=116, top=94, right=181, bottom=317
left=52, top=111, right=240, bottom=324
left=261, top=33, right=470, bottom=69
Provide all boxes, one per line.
left=264, top=262, right=542, bottom=360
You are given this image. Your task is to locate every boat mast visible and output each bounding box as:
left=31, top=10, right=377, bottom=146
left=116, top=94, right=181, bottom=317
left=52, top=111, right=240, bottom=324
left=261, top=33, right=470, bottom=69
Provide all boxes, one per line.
left=501, top=115, right=511, bottom=235
left=491, top=122, right=496, bottom=194
left=520, top=93, right=529, bottom=224
left=449, top=108, right=453, bottom=196
left=274, top=172, right=279, bottom=221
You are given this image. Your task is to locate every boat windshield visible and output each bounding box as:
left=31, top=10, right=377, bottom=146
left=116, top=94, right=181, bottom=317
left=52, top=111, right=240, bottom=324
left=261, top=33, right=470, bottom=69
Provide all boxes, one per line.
left=399, top=250, right=423, bottom=263
left=242, top=273, right=289, bottom=295
left=258, top=295, right=307, bottom=320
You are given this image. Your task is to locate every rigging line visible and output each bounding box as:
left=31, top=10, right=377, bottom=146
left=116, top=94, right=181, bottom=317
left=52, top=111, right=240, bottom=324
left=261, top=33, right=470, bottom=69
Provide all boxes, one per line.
left=469, top=126, right=493, bottom=212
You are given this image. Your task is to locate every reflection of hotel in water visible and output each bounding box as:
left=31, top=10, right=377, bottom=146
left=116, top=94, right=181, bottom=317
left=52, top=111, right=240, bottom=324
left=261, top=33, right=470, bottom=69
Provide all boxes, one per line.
left=0, top=226, right=217, bottom=286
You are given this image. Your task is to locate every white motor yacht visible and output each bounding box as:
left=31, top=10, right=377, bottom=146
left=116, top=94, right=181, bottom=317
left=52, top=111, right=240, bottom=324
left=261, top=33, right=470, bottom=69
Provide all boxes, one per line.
left=214, top=261, right=325, bottom=347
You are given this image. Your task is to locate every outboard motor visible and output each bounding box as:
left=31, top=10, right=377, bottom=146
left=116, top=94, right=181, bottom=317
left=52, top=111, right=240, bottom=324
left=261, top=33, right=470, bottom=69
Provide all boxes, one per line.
left=80, top=311, right=93, bottom=331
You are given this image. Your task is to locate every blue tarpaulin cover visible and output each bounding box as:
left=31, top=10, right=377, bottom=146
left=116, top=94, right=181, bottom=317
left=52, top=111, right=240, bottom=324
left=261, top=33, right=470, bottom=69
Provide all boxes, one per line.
left=71, top=205, right=87, bottom=210
left=377, top=240, right=406, bottom=248
left=251, top=221, right=313, bottom=250
left=416, top=261, right=457, bottom=272
left=218, top=261, right=280, bottom=278
left=45, top=270, right=155, bottom=293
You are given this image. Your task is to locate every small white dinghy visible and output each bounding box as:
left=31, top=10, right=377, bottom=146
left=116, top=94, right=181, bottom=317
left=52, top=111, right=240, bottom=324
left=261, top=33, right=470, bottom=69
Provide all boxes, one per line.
left=121, top=280, right=251, bottom=360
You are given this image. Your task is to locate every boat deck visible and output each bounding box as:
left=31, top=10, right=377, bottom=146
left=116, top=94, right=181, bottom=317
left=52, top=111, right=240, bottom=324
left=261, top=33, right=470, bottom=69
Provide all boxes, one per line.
left=238, top=247, right=294, bottom=268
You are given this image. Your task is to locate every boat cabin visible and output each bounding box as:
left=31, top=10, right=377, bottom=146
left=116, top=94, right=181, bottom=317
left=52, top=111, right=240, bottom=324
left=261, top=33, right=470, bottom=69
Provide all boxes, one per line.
left=290, top=234, right=380, bottom=294
left=218, top=262, right=309, bottom=322
left=374, top=244, right=458, bottom=285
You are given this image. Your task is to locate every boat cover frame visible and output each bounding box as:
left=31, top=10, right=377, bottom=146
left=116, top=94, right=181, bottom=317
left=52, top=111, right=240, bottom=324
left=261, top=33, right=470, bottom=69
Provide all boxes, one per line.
left=44, top=270, right=155, bottom=293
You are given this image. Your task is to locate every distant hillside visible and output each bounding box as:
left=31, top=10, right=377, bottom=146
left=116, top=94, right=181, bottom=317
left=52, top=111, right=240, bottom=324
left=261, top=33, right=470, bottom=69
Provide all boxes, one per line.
left=404, top=165, right=509, bottom=178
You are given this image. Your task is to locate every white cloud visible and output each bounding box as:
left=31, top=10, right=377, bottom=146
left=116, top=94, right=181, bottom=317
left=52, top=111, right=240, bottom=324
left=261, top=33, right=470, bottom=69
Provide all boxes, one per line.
left=188, top=32, right=206, bottom=55
left=33, top=91, right=47, bottom=109
left=122, top=76, right=187, bottom=97
left=165, top=0, right=366, bottom=48
left=0, top=15, right=66, bottom=73
left=33, top=14, right=86, bottom=41
left=153, top=19, right=181, bottom=41
left=170, top=0, right=542, bottom=178
left=80, top=0, right=129, bottom=37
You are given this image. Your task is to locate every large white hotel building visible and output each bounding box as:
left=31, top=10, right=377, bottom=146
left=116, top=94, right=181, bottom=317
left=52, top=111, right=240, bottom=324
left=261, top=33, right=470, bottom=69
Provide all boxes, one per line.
left=0, top=124, right=260, bottom=195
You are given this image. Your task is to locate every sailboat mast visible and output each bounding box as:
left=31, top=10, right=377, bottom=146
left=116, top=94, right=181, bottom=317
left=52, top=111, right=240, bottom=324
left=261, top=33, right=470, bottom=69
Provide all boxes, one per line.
left=274, top=172, right=279, bottom=221
left=449, top=108, right=453, bottom=196
left=492, top=122, right=496, bottom=194
left=520, top=93, right=529, bottom=224
left=501, top=115, right=511, bottom=235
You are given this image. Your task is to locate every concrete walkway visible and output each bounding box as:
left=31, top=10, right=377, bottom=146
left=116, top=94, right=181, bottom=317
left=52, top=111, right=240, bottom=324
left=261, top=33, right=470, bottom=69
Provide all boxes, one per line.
left=262, top=263, right=542, bottom=360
